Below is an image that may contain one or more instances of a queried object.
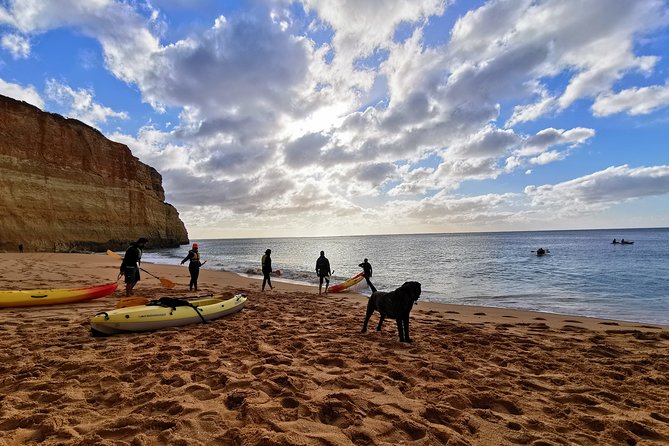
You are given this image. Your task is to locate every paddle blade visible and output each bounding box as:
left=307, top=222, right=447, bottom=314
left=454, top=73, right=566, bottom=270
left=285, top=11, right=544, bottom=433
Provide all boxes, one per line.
left=116, top=296, right=149, bottom=309
left=106, top=249, right=123, bottom=260
left=160, top=277, right=176, bottom=289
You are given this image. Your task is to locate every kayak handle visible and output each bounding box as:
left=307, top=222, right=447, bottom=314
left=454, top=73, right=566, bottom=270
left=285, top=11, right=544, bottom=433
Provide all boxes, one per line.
left=95, top=311, right=110, bottom=320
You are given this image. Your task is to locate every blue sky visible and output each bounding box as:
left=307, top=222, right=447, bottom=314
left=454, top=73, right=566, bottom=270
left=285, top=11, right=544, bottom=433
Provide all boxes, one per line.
left=1, top=0, right=668, bottom=238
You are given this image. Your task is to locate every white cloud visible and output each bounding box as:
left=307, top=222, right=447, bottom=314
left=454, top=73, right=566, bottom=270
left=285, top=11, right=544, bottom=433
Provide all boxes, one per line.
left=1, top=33, right=30, bottom=58
left=301, top=0, right=446, bottom=60
left=0, top=78, right=43, bottom=108
left=505, top=86, right=557, bottom=127
left=592, top=82, right=669, bottom=116
left=518, top=127, right=595, bottom=157
left=1, top=0, right=667, bottom=235
left=525, top=165, right=669, bottom=213
left=45, top=79, right=127, bottom=126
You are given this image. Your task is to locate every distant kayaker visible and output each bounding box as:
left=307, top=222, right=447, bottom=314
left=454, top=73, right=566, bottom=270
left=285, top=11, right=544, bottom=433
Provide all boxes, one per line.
left=536, top=247, right=546, bottom=256
left=612, top=238, right=619, bottom=244
left=181, top=243, right=205, bottom=291
left=121, top=237, right=147, bottom=296
left=316, top=251, right=331, bottom=295
left=261, top=249, right=273, bottom=291
left=358, top=258, right=377, bottom=293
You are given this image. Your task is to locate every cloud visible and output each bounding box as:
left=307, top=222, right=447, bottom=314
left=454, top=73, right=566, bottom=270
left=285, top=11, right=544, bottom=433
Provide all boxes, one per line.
left=283, top=132, right=330, bottom=168
left=505, top=86, right=558, bottom=127
left=525, top=165, right=669, bottom=214
left=385, top=191, right=520, bottom=226
left=0, top=78, right=43, bottom=108
left=301, top=0, right=446, bottom=60
left=1, top=33, right=30, bottom=58
left=592, top=82, right=669, bottom=116
left=518, top=127, right=595, bottom=157
left=45, top=79, right=127, bottom=126
left=448, top=126, right=520, bottom=159
left=1, top=0, right=668, bottom=235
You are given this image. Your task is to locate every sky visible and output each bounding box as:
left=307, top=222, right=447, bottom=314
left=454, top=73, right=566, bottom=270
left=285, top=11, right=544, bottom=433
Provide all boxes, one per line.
left=1, top=0, right=668, bottom=239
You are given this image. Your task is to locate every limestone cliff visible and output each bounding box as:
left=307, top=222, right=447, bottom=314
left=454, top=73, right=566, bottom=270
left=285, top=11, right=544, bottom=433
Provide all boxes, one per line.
left=0, top=95, right=189, bottom=252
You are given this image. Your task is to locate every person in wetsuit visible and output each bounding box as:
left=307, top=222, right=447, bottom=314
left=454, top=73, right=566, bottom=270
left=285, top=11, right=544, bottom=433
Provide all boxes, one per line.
left=261, top=249, right=273, bottom=291
left=358, top=258, right=377, bottom=293
left=316, top=251, right=331, bottom=295
left=181, top=243, right=204, bottom=291
left=121, top=238, right=147, bottom=296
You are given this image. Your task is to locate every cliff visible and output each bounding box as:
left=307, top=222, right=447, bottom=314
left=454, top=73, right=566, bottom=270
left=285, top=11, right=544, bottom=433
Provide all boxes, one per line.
left=0, top=95, right=189, bottom=252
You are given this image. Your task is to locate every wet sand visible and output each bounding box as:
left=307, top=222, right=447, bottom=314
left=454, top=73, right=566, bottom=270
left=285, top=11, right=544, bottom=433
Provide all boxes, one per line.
left=0, top=253, right=668, bottom=445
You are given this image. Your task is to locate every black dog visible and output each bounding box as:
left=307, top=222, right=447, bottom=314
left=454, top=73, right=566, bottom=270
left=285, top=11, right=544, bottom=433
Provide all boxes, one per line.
left=361, top=281, right=421, bottom=343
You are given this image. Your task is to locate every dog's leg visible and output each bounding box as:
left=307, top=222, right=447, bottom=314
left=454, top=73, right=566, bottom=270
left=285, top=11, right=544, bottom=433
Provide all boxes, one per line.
left=376, top=314, right=385, bottom=332
left=403, top=315, right=411, bottom=343
left=396, top=318, right=405, bottom=342
left=361, top=299, right=375, bottom=333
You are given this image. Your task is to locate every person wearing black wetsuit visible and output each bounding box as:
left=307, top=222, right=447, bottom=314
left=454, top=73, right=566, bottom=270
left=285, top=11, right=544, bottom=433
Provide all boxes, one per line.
left=316, top=251, right=331, bottom=295
left=181, top=243, right=203, bottom=291
left=121, top=238, right=147, bottom=296
left=262, top=249, right=273, bottom=291
left=358, top=258, right=377, bottom=293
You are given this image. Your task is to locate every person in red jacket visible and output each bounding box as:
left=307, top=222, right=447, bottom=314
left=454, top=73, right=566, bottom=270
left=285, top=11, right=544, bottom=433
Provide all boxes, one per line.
left=181, top=243, right=205, bottom=291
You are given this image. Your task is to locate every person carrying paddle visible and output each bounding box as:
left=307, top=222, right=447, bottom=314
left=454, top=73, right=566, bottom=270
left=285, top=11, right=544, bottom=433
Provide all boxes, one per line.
left=316, top=251, right=331, bottom=295
left=120, top=238, right=147, bottom=296
left=358, top=258, right=377, bottom=293
left=181, top=243, right=205, bottom=291
left=261, top=249, right=273, bottom=291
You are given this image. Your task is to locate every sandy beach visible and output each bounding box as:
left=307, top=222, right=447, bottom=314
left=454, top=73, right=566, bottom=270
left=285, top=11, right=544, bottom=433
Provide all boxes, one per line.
left=0, top=253, right=668, bottom=445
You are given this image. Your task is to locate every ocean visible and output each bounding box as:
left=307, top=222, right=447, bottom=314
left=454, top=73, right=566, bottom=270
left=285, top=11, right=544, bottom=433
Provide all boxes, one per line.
left=142, top=228, right=669, bottom=325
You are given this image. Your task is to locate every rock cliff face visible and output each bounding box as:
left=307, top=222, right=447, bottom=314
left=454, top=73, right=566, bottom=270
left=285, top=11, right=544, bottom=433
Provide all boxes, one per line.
left=0, top=95, right=189, bottom=252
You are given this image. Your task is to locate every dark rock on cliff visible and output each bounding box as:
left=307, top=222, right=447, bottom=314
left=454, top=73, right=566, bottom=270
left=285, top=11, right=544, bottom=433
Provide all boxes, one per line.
left=0, top=95, right=189, bottom=252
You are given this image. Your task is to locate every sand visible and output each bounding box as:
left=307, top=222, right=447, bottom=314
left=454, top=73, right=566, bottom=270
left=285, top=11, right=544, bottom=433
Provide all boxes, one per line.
left=0, top=253, right=668, bottom=445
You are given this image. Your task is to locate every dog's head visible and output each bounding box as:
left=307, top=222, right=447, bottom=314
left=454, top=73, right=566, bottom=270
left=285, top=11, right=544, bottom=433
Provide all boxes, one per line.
left=398, top=281, right=421, bottom=304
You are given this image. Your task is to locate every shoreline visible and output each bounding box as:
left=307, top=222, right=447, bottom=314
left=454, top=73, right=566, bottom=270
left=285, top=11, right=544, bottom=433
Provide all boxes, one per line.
left=1, top=253, right=668, bottom=444
left=0, top=252, right=667, bottom=330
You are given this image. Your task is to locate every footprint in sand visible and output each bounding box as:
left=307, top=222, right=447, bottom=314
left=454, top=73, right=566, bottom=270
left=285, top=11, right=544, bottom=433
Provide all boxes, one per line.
left=184, top=383, right=217, bottom=401
left=474, top=312, right=486, bottom=316
left=651, top=412, right=669, bottom=424
left=280, top=397, right=300, bottom=409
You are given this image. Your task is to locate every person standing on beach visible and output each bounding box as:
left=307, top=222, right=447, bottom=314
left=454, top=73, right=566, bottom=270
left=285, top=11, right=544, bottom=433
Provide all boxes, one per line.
left=316, top=251, right=331, bottom=295
left=261, top=249, right=273, bottom=291
left=181, top=243, right=204, bottom=291
left=358, top=258, right=377, bottom=293
left=120, top=237, right=147, bottom=296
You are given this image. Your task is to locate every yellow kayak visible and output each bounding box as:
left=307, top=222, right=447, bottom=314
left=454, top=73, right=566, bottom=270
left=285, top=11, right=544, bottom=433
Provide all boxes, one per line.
left=0, top=283, right=118, bottom=308
left=90, top=294, right=247, bottom=336
left=329, top=272, right=365, bottom=293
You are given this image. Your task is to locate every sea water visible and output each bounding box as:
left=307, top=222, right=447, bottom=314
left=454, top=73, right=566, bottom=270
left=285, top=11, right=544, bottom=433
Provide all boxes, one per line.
left=143, top=228, right=669, bottom=325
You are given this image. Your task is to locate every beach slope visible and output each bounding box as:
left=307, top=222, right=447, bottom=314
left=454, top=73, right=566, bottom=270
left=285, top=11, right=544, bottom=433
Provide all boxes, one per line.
left=0, top=253, right=668, bottom=445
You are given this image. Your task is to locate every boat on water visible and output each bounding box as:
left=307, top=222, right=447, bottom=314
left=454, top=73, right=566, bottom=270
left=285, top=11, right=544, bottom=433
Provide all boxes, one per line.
left=90, top=294, right=247, bottom=336
left=0, top=283, right=118, bottom=308
left=612, top=239, right=634, bottom=245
